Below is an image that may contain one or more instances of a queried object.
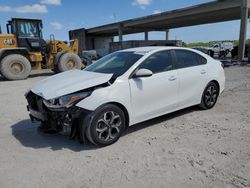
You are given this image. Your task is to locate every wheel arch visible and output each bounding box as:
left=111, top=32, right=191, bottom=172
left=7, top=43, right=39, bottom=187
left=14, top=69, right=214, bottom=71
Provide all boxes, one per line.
left=0, top=48, right=29, bottom=61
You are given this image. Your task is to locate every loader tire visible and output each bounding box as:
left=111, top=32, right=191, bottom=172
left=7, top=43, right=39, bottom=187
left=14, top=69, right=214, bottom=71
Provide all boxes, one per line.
left=57, top=52, right=81, bottom=72
left=53, top=52, right=64, bottom=73
left=0, top=54, right=31, bottom=80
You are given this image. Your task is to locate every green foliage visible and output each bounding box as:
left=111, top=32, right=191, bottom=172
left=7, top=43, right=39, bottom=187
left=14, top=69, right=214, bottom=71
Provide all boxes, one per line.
left=184, top=39, right=250, bottom=47
left=185, top=42, right=211, bottom=47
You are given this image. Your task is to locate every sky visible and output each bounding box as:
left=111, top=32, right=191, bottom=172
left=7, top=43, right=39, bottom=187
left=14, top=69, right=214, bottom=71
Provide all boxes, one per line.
left=0, top=0, right=249, bottom=43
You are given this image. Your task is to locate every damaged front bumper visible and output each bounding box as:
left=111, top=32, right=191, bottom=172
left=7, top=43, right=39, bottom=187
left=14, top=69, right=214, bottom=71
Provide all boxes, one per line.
left=27, top=105, right=47, bottom=122
left=26, top=91, right=90, bottom=141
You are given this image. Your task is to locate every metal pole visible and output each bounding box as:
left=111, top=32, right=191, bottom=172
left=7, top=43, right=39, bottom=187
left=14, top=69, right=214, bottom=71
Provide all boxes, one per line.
left=238, top=0, right=248, bottom=61
left=145, top=31, right=148, bottom=41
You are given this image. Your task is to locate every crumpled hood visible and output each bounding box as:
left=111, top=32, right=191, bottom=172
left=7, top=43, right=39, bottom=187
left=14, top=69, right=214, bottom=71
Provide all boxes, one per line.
left=31, top=70, right=113, bottom=100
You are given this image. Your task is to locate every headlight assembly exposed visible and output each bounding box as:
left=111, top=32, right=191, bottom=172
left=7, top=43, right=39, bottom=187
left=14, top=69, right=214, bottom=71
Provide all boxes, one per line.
left=58, top=92, right=91, bottom=106
left=43, top=91, right=91, bottom=109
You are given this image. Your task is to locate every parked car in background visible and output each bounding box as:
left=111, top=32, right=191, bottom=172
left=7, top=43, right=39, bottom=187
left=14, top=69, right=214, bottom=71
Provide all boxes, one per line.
left=80, top=50, right=100, bottom=66
left=26, top=47, right=225, bottom=146
left=207, top=42, right=234, bottom=58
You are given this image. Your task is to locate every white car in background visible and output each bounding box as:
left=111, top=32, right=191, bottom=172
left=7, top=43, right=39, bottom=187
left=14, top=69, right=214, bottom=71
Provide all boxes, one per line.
left=26, top=47, right=225, bottom=146
left=207, top=42, right=234, bottom=57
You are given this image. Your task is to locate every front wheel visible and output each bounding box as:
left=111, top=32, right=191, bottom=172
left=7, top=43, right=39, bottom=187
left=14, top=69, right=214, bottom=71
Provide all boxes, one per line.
left=84, top=104, right=126, bottom=147
left=200, top=82, right=219, bottom=110
left=0, top=54, right=31, bottom=80
left=57, top=52, right=82, bottom=72
left=53, top=52, right=64, bottom=73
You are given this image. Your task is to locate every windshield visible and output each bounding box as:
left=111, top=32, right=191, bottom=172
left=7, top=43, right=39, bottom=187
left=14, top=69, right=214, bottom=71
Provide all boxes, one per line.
left=16, top=21, right=41, bottom=38
left=85, top=51, right=143, bottom=77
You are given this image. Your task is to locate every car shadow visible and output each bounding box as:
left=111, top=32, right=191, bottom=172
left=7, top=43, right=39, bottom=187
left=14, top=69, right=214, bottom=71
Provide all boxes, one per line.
left=11, top=120, right=97, bottom=152
left=124, top=106, right=200, bottom=136
left=11, top=106, right=201, bottom=151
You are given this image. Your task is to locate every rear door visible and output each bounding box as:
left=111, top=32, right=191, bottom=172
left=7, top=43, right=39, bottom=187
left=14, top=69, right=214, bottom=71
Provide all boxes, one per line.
left=129, top=50, right=179, bottom=124
left=173, top=49, right=208, bottom=108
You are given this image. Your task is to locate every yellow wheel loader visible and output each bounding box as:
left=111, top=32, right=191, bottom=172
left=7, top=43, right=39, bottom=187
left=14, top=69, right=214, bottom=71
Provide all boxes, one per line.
left=0, top=18, right=82, bottom=80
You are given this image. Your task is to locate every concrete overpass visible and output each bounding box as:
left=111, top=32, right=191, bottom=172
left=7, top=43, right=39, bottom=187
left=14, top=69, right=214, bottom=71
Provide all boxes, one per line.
left=70, top=0, right=250, bottom=60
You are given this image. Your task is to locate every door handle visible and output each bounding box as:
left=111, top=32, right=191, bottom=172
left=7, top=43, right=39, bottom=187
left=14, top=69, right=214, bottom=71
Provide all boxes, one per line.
left=168, top=76, right=177, bottom=81
left=201, top=70, right=206, bottom=74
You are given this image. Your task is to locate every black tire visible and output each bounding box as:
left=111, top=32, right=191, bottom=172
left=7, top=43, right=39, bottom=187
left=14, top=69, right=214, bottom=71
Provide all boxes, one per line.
left=57, top=52, right=81, bottom=72
left=83, top=104, right=126, bottom=147
left=200, top=82, right=219, bottom=110
left=209, top=50, right=214, bottom=57
left=0, top=54, right=31, bottom=80
left=53, top=52, right=64, bottom=73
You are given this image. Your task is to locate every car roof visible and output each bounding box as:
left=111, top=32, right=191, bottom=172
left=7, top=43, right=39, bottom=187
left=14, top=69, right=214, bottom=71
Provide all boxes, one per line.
left=119, top=46, right=212, bottom=61
left=120, top=46, right=192, bottom=54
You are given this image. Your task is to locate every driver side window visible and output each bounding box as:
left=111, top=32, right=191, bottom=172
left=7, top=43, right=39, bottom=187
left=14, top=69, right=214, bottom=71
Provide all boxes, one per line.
left=138, top=50, right=173, bottom=74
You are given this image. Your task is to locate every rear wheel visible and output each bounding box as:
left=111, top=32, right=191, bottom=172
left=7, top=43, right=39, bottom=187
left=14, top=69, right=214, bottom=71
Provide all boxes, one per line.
left=200, top=82, right=219, bottom=110
left=57, top=52, right=81, bottom=72
left=83, top=104, right=126, bottom=146
left=0, top=54, right=31, bottom=80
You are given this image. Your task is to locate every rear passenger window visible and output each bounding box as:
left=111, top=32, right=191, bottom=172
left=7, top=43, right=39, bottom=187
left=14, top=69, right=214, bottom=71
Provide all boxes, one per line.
left=138, top=50, right=173, bottom=74
left=197, top=55, right=207, bottom=65
left=174, top=50, right=207, bottom=69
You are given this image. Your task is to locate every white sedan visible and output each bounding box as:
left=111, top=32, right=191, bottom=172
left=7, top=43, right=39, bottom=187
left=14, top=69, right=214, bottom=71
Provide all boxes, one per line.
left=26, top=47, right=225, bottom=146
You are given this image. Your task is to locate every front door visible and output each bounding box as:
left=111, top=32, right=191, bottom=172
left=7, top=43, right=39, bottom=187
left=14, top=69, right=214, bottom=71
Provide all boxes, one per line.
left=129, top=50, right=179, bottom=124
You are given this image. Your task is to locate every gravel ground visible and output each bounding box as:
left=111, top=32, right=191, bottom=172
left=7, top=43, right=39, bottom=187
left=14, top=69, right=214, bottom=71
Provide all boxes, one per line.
left=0, top=67, right=249, bottom=188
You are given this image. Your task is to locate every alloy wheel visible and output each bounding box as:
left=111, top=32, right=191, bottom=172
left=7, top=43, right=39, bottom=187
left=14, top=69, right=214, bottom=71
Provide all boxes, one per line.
left=96, top=111, right=122, bottom=142
left=204, top=85, right=218, bottom=107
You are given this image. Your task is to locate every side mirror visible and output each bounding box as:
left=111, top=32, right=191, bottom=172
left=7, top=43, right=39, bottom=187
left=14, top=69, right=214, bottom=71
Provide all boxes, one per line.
left=133, top=68, right=153, bottom=78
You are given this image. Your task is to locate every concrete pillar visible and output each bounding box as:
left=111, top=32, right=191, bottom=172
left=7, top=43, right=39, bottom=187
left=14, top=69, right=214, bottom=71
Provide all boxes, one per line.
left=248, top=26, right=250, bottom=63
left=69, top=29, right=86, bottom=53
left=118, top=24, right=123, bottom=42
left=248, top=43, right=250, bottom=63
left=166, top=29, right=170, bottom=40
left=145, top=31, right=149, bottom=41
left=238, top=0, right=248, bottom=61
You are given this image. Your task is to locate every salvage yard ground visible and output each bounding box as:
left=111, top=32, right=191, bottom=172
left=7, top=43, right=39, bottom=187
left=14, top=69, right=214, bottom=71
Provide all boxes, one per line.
left=0, top=66, right=250, bottom=188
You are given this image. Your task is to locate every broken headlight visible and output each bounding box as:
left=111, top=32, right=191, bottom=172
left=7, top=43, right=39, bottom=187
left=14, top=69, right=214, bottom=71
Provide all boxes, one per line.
left=43, top=91, right=91, bottom=109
